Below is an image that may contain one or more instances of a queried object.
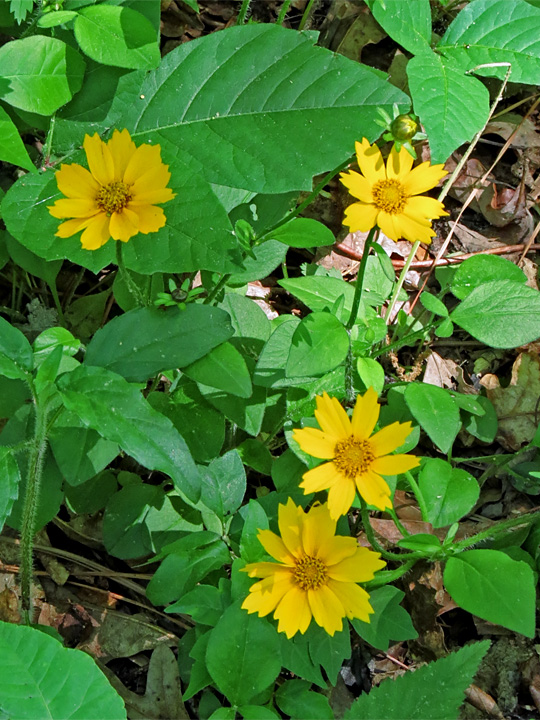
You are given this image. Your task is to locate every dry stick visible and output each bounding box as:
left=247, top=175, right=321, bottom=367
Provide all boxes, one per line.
left=408, top=80, right=540, bottom=314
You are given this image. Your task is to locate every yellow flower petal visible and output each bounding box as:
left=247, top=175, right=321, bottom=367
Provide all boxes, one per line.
left=355, top=138, right=385, bottom=185
left=243, top=561, right=292, bottom=578
left=307, top=585, right=344, bottom=636
left=327, top=547, right=385, bottom=583
left=340, top=170, right=373, bottom=203
left=83, top=133, right=115, bottom=186
left=371, top=454, right=420, bottom=476
left=79, top=213, right=111, bottom=250
left=392, top=212, right=436, bottom=244
left=107, top=128, right=137, bottom=180
left=257, top=530, right=296, bottom=564
left=292, top=427, right=336, bottom=459
left=323, top=535, right=359, bottom=566
left=327, top=476, right=357, bottom=519
left=370, top=421, right=415, bottom=457
left=48, top=197, right=99, bottom=219
left=123, top=143, right=163, bottom=185
left=129, top=188, right=176, bottom=206
left=351, top=387, right=380, bottom=441
left=342, top=201, right=379, bottom=233
left=314, top=392, right=351, bottom=439
left=275, top=586, right=312, bottom=638
left=55, top=163, right=99, bottom=199
left=55, top=216, right=95, bottom=239
left=128, top=204, right=166, bottom=235
left=278, top=497, right=303, bottom=557
left=300, top=461, right=341, bottom=494
left=376, top=210, right=401, bottom=242
left=130, top=163, right=172, bottom=196
left=242, top=575, right=294, bottom=617
left=327, top=579, right=374, bottom=622
left=402, top=161, right=447, bottom=196
left=301, top=503, right=336, bottom=557
left=386, top=143, right=414, bottom=181
left=356, top=469, right=392, bottom=510
left=109, top=208, right=139, bottom=242
left=405, top=194, right=449, bottom=220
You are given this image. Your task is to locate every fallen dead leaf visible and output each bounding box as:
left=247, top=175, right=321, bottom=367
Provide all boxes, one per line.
left=423, top=352, right=459, bottom=389
left=480, top=352, right=540, bottom=450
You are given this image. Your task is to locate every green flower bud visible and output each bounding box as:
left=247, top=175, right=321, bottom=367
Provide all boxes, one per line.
left=390, top=114, right=418, bottom=142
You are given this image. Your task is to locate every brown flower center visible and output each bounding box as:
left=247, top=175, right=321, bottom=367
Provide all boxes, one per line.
left=372, top=178, right=407, bottom=214
left=293, top=555, right=328, bottom=591
left=96, top=182, right=132, bottom=215
left=333, top=436, right=374, bottom=479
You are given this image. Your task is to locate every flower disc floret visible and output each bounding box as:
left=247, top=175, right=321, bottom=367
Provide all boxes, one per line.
left=292, top=388, right=420, bottom=519
left=340, top=137, right=448, bottom=245
left=241, top=499, right=385, bottom=638
left=48, top=129, right=176, bottom=251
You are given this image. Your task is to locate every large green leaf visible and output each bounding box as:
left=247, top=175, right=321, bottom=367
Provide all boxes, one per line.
left=404, top=383, right=460, bottom=454
left=444, top=549, right=535, bottom=637
left=0, top=447, right=20, bottom=532
left=286, top=312, right=349, bottom=378
left=419, top=458, right=479, bottom=527
left=0, top=36, right=85, bottom=115
left=74, top=4, right=160, bottom=70
left=343, top=641, right=489, bottom=720
left=407, top=52, right=490, bottom=163
left=206, top=603, right=281, bottom=706
left=450, top=255, right=526, bottom=300
left=0, top=621, right=126, bottom=719
left=84, top=306, right=234, bottom=382
left=451, top=280, right=540, bottom=348
left=0, top=106, right=35, bottom=172
left=120, top=24, right=408, bottom=193
left=58, top=365, right=201, bottom=504
left=0, top=152, right=239, bottom=275
left=438, top=0, right=540, bottom=84
left=370, top=0, right=432, bottom=55
left=351, top=586, right=417, bottom=651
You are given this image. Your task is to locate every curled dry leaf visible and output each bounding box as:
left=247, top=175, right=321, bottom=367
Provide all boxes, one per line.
left=480, top=352, right=540, bottom=451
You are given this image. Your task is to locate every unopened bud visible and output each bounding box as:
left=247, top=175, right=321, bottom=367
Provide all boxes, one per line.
left=390, top=114, right=418, bottom=142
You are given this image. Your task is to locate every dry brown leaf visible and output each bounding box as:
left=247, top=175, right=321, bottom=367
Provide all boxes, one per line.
left=480, top=352, right=540, bottom=450
left=423, top=352, right=459, bottom=389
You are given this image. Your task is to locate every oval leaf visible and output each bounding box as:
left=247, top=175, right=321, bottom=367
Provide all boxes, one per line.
left=419, top=458, right=479, bottom=527
left=286, top=312, right=349, bottom=378
left=404, top=383, right=460, bottom=454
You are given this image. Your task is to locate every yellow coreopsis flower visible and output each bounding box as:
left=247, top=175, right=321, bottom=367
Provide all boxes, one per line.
left=340, top=137, right=448, bottom=244
left=242, top=498, right=385, bottom=638
left=293, top=389, right=419, bottom=519
left=48, top=129, right=175, bottom=250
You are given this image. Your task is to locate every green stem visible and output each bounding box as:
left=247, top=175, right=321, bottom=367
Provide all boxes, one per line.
left=450, top=510, right=540, bottom=553
left=360, top=499, right=410, bottom=561
left=344, top=339, right=355, bottom=405
left=204, top=274, right=231, bottom=305
left=385, top=239, right=421, bottom=327
left=115, top=241, right=145, bottom=307
left=405, top=470, right=429, bottom=522
left=20, top=402, right=49, bottom=621
left=346, top=227, right=377, bottom=330
left=42, top=114, right=56, bottom=166
left=258, top=159, right=350, bottom=242
left=276, top=0, right=292, bottom=24
left=236, top=0, right=252, bottom=24
left=298, top=0, right=316, bottom=30
left=387, top=506, right=410, bottom=537
left=364, top=558, right=418, bottom=589
left=47, top=281, right=65, bottom=325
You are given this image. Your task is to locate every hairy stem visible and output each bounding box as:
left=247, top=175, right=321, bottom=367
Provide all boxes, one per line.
left=115, top=241, right=145, bottom=307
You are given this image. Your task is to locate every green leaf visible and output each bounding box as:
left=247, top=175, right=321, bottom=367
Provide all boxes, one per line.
left=9, top=0, right=32, bottom=23
left=0, top=447, right=20, bottom=532
left=206, top=603, right=282, bottom=706
left=220, top=293, right=271, bottom=343
left=240, top=500, right=269, bottom=563
left=462, top=395, right=498, bottom=443
left=404, top=383, right=461, bottom=454
left=6, top=234, right=62, bottom=287
left=275, top=680, right=333, bottom=720
left=0, top=621, right=126, bottom=719
left=58, top=365, right=201, bottom=504
left=166, top=584, right=224, bottom=627
left=102, top=484, right=164, bottom=559
left=371, top=0, right=432, bottom=55
left=444, top=549, right=536, bottom=637
left=183, top=341, right=252, bottom=398
left=239, top=706, right=279, bottom=720
left=74, top=4, right=160, bottom=69
left=451, top=279, right=540, bottom=348
left=279, top=632, right=325, bottom=688
left=0, top=314, right=33, bottom=378
left=85, top=305, right=233, bottom=382
left=0, top=36, right=85, bottom=115
left=49, top=409, right=119, bottom=487
left=270, top=218, right=335, bottom=249
left=351, top=586, right=418, bottom=651
left=343, top=641, right=490, bottom=719
left=0, top=105, right=35, bottom=172
left=280, top=276, right=355, bottom=324
left=419, top=458, right=479, bottom=527
left=228, top=240, right=287, bottom=286
left=450, top=254, right=527, bottom=300
left=307, top=625, right=351, bottom=685
left=254, top=317, right=309, bottom=388
left=438, top=0, right=540, bottom=85
left=286, top=312, right=349, bottom=378
left=407, top=51, right=490, bottom=164
left=199, top=450, right=246, bottom=519
left=37, top=9, right=78, bottom=27
left=120, top=24, right=408, bottom=193
left=356, top=357, right=385, bottom=395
